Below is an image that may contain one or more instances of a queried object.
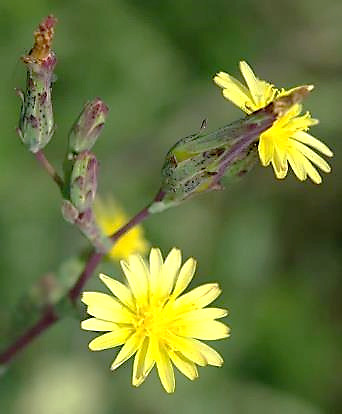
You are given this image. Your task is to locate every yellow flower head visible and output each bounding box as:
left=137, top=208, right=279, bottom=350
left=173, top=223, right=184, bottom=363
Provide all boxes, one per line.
left=214, top=61, right=333, bottom=183
left=81, top=248, right=230, bottom=393
left=94, top=197, right=149, bottom=261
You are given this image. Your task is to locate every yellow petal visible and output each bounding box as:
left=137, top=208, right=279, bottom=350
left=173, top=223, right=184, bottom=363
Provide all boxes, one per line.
left=214, top=71, right=253, bottom=113
left=166, top=333, right=207, bottom=366
left=111, top=333, right=142, bottom=370
left=128, top=255, right=149, bottom=296
left=172, top=257, right=197, bottom=298
left=81, top=318, right=117, bottom=332
left=239, top=61, right=276, bottom=108
left=271, top=150, right=288, bottom=179
left=99, top=273, right=135, bottom=310
left=178, top=320, right=230, bottom=340
left=180, top=307, right=228, bottom=322
left=82, top=292, right=135, bottom=323
left=120, top=257, right=148, bottom=303
left=156, top=344, right=175, bottom=393
left=272, top=162, right=288, bottom=179
left=292, top=141, right=331, bottom=173
left=190, top=339, right=224, bottom=367
left=89, top=328, right=133, bottom=351
left=158, top=248, right=182, bottom=299
left=132, top=337, right=149, bottom=387
left=174, top=283, right=221, bottom=312
left=149, top=247, right=163, bottom=292
left=292, top=131, right=333, bottom=157
left=168, top=350, right=198, bottom=380
left=287, top=149, right=307, bottom=181
left=286, top=109, right=317, bottom=130
left=301, top=156, right=322, bottom=184
left=81, top=291, right=113, bottom=307
left=258, top=136, right=274, bottom=166
left=143, top=336, right=157, bottom=377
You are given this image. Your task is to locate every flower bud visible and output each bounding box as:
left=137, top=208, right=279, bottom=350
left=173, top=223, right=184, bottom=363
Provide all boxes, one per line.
left=70, top=151, right=98, bottom=212
left=68, top=98, right=109, bottom=154
left=150, top=88, right=311, bottom=213
left=61, top=200, right=79, bottom=224
left=17, top=15, right=57, bottom=153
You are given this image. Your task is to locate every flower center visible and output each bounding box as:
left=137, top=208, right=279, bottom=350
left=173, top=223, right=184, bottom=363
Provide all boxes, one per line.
left=135, top=304, right=170, bottom=339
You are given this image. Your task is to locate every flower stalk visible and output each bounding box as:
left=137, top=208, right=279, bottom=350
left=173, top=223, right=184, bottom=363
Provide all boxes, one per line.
left=35, top=150, right=64, bottom=190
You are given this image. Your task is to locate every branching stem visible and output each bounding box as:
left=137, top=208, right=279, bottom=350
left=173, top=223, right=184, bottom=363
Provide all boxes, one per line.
left=0, top=199, right=154, bottom=365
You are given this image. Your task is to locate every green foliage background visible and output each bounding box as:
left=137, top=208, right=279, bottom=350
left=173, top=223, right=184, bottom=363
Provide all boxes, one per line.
left=1, top=1, right=341, bottom=413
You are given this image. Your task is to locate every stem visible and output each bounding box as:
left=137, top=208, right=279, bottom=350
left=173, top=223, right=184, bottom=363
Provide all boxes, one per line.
left=0, top=202, right=153, bottom=365
left=68, top=251, right=103, bottom=302
left=110, top=205, right=150, bottom=243
left=35, top=150, right=64, bottom=190
left=0, top=308, right=58, bottom=365
left=69, top=204, right=150, bottom=301
left=212, top=106, right=276, bottom=187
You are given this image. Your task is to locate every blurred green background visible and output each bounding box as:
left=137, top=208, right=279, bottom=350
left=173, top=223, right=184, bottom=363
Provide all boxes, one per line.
left=1, top=0, right=341, bottom=413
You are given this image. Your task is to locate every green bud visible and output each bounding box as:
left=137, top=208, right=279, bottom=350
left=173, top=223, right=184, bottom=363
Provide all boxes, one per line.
left=68, top=98, right=109, bottom=154
left=17, top=16, right=57, bottom=153
left=63, top=151, right=112, bottom=253
left=70, top=151, right=98, bottom=212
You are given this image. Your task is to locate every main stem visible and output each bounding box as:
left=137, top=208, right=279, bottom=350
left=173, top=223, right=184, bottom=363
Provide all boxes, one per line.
left=0, top=202, right=152, bottom=365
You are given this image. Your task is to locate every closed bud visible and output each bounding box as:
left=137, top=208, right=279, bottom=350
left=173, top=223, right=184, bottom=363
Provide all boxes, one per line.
left=150, top=88, right=311, bottom=213
left=68, top=98, right=109, bottom=154
left=61, top=200, right=79, bottom=224
left=17, top=15, right=57, bottom=153
left=70, top=151, right=98, bottom=212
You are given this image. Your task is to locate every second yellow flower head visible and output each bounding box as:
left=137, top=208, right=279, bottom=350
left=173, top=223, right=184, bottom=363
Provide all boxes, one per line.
left=214, top=61, right=333, bottom=183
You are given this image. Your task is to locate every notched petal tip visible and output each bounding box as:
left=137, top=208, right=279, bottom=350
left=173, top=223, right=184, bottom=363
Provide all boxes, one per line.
left=132, top=376, right=145, bottom=387
left=312, top=176, right=322, bottom=184
left=99, top=272, right=111, bottom=283
left=110, top=361, right=121, bottom=371
left=218, top=308, right=229, bottom=318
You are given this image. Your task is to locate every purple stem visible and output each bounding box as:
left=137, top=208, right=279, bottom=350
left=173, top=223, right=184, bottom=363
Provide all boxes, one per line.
left=35, top=150, right=64, bottom=190
left=213, top=109, right=276, bottom=186
left=68, top=251, right=103, bottom=302
left=0, top=198, right=156, bottom=365
left=0, top=308, right=58, bottom=365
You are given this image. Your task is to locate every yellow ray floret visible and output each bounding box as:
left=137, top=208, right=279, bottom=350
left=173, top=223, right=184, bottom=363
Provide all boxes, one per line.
left=81, top=248, right=230, bottom=393
left=94, top=197, right=149, bottom=261
left=214, top=61, right=333, bottom=183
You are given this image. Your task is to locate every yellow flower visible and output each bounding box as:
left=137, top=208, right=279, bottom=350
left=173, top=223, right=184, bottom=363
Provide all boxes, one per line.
left=214, top=61, right=333, bottom=183
left=81, top=248, right=229, bottom=393
left=94, top=197, right=149, bottom=261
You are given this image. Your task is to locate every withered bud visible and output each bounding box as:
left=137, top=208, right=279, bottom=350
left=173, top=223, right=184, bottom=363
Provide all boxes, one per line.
left=17, top=15, right=58, bottom=153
